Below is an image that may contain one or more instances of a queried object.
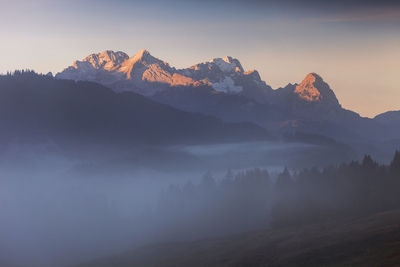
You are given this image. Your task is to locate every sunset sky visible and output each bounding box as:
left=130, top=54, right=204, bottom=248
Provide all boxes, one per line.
left=1, top=0, right=399, bottom=117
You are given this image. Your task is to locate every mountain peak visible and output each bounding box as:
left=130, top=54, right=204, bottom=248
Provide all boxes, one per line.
left=58, top=50, right=267, bottom=96
left=76, top=50, right=128, bottom=71
left=210, top=56, right=244, bottom=73
left=126, top=49, right=166, bottom=68
left=132, top=49, right=151, bottom=60
left=222, top=56, right=234, bottom=64
left=294, top=73, right=323, bottom=101
left=294, top=73, right=340, bottom=106
left=304, top=72, right=322, bottom=81
left=84, top=50, right=128, bottom=63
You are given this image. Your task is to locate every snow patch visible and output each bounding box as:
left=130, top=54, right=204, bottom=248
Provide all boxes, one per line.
left=212, top=77, right=243, bottom=93
left=210, top=57, right=240, bottom=73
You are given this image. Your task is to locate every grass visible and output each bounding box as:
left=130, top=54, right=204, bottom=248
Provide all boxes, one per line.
left=77, top=209, right=400, bottom=267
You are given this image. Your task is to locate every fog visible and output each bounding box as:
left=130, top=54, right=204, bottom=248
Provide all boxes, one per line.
left=0, top=140, right=355, bottom=266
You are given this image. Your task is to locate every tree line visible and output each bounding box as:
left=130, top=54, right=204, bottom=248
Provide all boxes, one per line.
left=156, top=151, right=400, bottom=238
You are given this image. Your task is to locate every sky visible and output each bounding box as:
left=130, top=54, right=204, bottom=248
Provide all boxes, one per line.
left=0, top=0, right=399, bottom=117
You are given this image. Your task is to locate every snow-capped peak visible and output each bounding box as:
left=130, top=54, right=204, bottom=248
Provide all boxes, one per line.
left=57, top=49, right=268, bottom=97
left=131, top=49, right=151, bottom=61
left=209, top=56, right=244, bottom=73
left=124, top=49, right=170, bottom=69
left=74, top=50, right=129, bottom=71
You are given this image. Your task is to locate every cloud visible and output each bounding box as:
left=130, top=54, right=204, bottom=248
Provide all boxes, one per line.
left=304, top=8, right=400, bottom=23
left=177, top=0, right=400, bottom=11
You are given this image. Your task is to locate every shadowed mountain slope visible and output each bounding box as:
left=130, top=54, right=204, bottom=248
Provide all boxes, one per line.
left=0, top=71, right=268, bottom=147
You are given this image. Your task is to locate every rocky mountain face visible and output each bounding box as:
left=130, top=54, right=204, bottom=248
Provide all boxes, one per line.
left=56, top=50, right=394, bottom=144
left=294, top=73, right=339, bottom=106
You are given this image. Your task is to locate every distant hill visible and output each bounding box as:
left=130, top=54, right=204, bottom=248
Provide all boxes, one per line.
left=373, top=111, right=400, bottom=152
left=0, top=71, right=268, bottom=147
left=375, top=110, right=400, bottom=125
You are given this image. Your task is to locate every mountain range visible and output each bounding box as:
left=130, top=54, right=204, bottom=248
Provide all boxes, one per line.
left=56, top=49, right=269, bottom=97
left=56, top=50, right=400, bottom=151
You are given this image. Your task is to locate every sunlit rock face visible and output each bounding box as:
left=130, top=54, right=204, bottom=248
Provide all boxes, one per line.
left=78, top=50, right=129, bottom=71
left=58, top=49, right=189, bottom=95
left=294, top=73, right=340, bottom=107
left=56, top=49, right=271, bottom=96
left=295, top=73, right=322, bottom=101
left=59, top=50, right=129, bottom=87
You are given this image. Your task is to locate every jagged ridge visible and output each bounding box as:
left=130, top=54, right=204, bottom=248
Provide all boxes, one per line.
left=56, top=49, right=272, bottom=96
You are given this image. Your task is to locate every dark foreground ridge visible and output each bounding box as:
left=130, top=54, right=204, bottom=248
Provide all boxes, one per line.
left=77, top=209, right=400, bottom=267
left=0, top=71, right=268, bottom=147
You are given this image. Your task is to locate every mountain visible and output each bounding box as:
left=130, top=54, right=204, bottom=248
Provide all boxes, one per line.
left=152, top=72, right=377, bottom=143
left=374, top=110, right=400, bottom=144
left=56, top=50, right=395, bottom=147
left=375, top=110, right=400, bottom=125
left=274, top=73, right=340, bottom=109
left=56, top=50, right=345, bottom=126
left=56, top=50, right=343, bottom=110
left=56, top=49, right=272, bottom=98
left=55, top=50, right=348, bottom=119
left=0, top=71, right=268, bottom=147
left=294, top=73, right=339, bottom=104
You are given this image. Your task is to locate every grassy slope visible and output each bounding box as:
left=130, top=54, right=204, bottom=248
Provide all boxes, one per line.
left=78, top=210, right=400, bottom=267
